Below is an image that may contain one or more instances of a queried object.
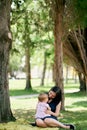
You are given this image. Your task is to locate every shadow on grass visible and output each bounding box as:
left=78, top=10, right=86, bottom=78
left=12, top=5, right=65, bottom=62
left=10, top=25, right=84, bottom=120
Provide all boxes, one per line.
left=13, top=108, right=87, bottom=130
left=64, top=83, right=79, bottom=88
left=10, top=89, right=39, bottom=96
left=61, top=110, right=87, bottom=130
left=9, top=85, right=52, bottom=96
left=65, top=91, right=86, bottom=98
left=73, top=101, right=87, bottom=108
left=13, top=109, right=35, bottom=123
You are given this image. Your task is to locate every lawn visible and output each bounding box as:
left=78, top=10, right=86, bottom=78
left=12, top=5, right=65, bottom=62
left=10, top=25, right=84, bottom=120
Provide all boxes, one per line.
left=0, top=79, right=87, bottom=130
left=9, top=78, right=54, bottom=96
left=9, top=79, right=79, bottom=96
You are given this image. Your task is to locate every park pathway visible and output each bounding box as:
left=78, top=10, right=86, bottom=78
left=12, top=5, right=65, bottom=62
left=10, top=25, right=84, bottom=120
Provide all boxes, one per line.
left=10, top=88, right=79, bottom=99
left=10, top=94, right=39, bottom=99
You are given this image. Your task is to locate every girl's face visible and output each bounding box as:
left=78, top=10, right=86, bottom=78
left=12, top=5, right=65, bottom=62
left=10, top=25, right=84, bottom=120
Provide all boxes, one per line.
left=44, top=95, right=49, bottom=102
left=48, top=90, right=56, bottom=99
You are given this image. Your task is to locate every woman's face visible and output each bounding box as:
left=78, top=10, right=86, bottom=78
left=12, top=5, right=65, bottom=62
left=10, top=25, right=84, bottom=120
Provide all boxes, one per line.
left=48, top=90, right=56, bottom=99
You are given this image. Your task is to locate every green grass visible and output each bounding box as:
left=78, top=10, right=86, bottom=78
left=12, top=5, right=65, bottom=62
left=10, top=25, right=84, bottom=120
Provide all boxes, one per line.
left=9, top=79, right=79, bottom=96
left=9, top=79, right=54, bottom=96
left=0, top=79, right=86, bottom=130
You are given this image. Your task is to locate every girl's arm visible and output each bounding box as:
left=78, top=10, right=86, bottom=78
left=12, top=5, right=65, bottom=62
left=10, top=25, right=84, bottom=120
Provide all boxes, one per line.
left=47, top=105, right=51, bottom=111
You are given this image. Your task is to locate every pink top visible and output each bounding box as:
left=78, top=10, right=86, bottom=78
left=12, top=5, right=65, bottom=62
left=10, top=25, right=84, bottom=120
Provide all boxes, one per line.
left=35, top=102, right=50, bottom=118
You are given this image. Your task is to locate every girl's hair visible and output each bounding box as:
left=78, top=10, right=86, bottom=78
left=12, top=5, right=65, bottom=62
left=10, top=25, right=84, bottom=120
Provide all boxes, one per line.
left=50, top=86, right=62, bottom=104
left=38, top=93, right=48, bottom=102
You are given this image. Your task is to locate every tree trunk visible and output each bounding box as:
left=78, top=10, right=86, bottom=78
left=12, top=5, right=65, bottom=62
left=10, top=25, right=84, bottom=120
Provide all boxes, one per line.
left=25, top=48, right=32, bottom=90
left=24, top=12, right=32, bottom=90
left=54, top=0, right=65, bottom=110
left=65, top=65, right=69, bottom=84
left=78, top=73, right=86, bottom=91
left=0, top=0, right=15, bottom=122
left=52, top=63, right=56, bottom=82
left=40, top=51, right=47, bottom=86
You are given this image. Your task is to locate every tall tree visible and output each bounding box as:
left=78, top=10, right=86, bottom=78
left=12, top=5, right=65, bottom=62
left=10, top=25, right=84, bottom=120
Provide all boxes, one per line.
left=24, top=12, right=32, bottom=89
left=11, top=0, right=34, bottom=89
left=45, top=0, right=65, bottom=110
left=0, top=0, right=15, bottom=122
left=40, top=51, right=47, bottom=86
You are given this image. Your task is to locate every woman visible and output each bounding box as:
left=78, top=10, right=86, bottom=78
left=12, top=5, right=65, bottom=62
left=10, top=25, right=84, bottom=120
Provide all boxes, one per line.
left=35, top=86, right=76, bottom=130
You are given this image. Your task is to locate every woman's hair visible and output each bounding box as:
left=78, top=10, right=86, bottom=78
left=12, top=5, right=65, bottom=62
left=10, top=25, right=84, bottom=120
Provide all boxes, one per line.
left=50, top=86, right=62, bottom=104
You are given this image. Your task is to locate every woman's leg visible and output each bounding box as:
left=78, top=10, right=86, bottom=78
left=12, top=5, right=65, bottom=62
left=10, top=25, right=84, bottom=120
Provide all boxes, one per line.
left=35, top=118, right=47, bottom=128
left=44, top=118, right=70, bottom=129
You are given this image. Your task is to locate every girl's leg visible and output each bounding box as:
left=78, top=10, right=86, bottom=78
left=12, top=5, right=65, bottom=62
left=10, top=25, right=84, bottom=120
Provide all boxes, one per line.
left=35, top=118, right=47, bottom=128
left=44, top=118, right=70, bottom=129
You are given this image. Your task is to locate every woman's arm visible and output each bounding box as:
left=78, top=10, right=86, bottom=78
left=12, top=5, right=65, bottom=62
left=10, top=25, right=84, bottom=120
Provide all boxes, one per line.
left=46, top=101, right=61, bottom=117
left=53, top=101, right=61, bottom=117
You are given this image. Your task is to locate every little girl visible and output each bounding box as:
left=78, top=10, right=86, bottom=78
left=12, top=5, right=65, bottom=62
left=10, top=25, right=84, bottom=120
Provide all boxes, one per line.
left=35, top=93, right=51, bottom=119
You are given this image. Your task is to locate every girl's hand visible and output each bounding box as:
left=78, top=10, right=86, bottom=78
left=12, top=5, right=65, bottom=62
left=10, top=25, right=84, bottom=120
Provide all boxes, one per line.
left=45, top=110, right=52, bottom=115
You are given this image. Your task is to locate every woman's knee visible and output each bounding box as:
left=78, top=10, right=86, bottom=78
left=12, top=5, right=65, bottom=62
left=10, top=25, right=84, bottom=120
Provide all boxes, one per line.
left=44, top=118, right=58, bottom=126
left=36, top=119, right=47, bottom=127
left=44, top=118, right=50, bottom=124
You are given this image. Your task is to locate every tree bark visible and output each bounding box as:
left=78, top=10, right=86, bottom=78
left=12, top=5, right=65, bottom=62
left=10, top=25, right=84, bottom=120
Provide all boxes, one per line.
left=52, top=63, right=56, bottom=82
left=40, top=51, right=47, bottom=86
left=65, top=65, right=69, bottom=84
left=25, top=48, right=32, bottom=90
left=78, top=73, right=86, bottom=91
left=0, top=0, right=15, bottom=122
left=23, top=12, right=32, bottom=90
left=53, top=0, right=65, bottom=110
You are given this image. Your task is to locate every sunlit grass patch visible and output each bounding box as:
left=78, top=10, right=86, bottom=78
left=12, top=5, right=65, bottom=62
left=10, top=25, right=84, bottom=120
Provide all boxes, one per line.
left=0, top=121, right=59, bottom=130
left=9, top=79, right=54, bottom=96
left=10, top=97, right=37, bottom=110
left=9, top=79, right=80, bottom=96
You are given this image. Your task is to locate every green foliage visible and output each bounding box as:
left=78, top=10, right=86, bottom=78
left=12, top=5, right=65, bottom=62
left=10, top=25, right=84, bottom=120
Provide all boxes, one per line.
left=74, top=0, right=87, bottom=27
left=10, top=0, right=54, bottom=74
left=65, top=0, right=87, bottom=30
left=9, top=54, right=21, bottom=72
